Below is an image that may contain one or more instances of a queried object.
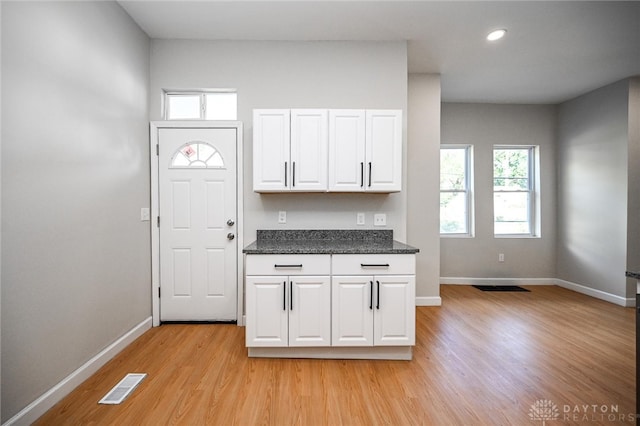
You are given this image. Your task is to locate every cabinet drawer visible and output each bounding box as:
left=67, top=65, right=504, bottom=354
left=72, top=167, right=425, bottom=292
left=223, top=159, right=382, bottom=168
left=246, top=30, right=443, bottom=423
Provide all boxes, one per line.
left=246, top=254, right=331, bottom=275
left=331, top=254, right=415, bottom=275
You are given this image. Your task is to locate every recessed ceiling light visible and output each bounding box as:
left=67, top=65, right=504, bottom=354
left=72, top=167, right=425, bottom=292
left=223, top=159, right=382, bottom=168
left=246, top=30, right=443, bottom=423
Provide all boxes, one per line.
left=487, top=29, right=507, bottom=41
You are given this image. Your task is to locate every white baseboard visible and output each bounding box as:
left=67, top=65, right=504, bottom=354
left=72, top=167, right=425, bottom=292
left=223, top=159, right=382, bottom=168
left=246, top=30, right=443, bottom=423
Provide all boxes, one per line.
left=4, top=317, right=153, bottom=426
left=554, top=279, right=634, bottom=307
left=440, top=277, right=634, bottom=307
left=248, top=345, right=413, bottom=360
left=440, top=277, right=555, bottom=286
left=416, top=296, right=442, bottom=306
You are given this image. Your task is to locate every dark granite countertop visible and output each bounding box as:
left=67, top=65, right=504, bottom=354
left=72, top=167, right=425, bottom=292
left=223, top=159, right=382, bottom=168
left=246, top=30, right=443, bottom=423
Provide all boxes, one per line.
left=243, top=229, right=419, bottom=255
left=626, top=270, right=640, bottom=280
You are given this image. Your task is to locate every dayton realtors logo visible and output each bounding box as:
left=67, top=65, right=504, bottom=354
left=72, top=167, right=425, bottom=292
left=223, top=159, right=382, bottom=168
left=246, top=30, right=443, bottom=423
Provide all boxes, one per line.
left=529, top=399, right=560, bottom=425
left=529, top=399, right=636, bottom=423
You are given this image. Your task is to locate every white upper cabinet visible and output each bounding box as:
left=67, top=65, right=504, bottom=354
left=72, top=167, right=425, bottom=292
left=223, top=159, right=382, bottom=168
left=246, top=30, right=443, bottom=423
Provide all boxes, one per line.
left=329, top=109, right=402, bottom=192
left=254, top=108, right=402, bottom=193
left=365, top=110, right=402, bottom=192
left=253, top=109, right=290, bottom=192
left=253, top=109, right=328, bottom=192
left=290, top=109, right=328, bottom=191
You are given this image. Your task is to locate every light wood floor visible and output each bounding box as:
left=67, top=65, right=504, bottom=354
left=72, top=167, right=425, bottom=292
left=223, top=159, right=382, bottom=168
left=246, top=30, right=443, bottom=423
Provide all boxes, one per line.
left=36, top=285, right=635, bottom=425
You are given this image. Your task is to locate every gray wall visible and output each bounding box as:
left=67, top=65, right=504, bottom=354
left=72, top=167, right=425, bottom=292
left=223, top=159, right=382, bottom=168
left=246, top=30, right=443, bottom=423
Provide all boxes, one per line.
left=440, top=103, right=557, bottom=279
left=407, top=75, right=441, bottom=300
left=1, top=2, right=150, bottom=421
left=628, top=77, right=640, bottom=297
left=149, top=40, right=409, bottom=242
left=556, top=80, right=629, bottom=298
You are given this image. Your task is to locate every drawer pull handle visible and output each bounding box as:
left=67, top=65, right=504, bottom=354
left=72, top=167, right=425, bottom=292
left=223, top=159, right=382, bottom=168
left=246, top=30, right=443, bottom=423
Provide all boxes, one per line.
left=274, top=264, right=303, bottom=268
left=360, top=263, right=390, bottom=268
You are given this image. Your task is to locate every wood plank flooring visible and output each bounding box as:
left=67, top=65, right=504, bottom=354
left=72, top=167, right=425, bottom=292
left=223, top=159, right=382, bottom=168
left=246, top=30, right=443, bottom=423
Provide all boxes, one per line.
left=35, top=285, right=635, bottom=425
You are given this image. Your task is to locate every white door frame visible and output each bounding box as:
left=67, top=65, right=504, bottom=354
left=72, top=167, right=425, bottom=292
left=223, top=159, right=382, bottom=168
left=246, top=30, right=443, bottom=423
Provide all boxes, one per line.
left=150, top=121, right=244, bottom=327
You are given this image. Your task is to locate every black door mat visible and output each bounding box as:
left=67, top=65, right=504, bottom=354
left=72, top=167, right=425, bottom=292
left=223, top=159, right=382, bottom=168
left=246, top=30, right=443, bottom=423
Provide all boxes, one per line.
left=472, top=285, right=530, bottom=292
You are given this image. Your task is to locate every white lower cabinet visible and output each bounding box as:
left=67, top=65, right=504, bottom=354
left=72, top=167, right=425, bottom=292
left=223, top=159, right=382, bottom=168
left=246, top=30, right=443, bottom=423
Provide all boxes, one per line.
left=245, top=253, right=416, bottom=357
left=245, top=255, right=331, bottom=347
left=246, top=276, right=331, bottom=347
left=332, top=261, right=415, bottom=347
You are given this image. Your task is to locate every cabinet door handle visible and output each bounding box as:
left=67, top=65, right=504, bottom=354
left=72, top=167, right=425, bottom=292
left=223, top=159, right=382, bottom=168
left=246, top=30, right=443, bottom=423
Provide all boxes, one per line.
left=292, top=162, right=296, bottom=187
left=284, top=162, right=288, bottom=187
left=368, top=162, right=372, bottom=187
left=369, top=281, right=373, bottom=310
left=360, top=162, right=364, bottom=188
left=376, top=280, right=380, bottom=310
left=290, top=281, right=293, bottom=311
left=283, top=281, right=286, bottom=311
left=274, top=264, right=303, bottom=268
left=360, top=263, right=390, bottom=268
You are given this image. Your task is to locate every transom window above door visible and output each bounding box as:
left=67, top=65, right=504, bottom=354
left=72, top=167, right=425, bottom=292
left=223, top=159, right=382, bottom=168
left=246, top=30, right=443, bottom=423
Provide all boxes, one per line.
left=164, top=90, right=237, bottom=120
left=170, top=141, right=225, bottom=169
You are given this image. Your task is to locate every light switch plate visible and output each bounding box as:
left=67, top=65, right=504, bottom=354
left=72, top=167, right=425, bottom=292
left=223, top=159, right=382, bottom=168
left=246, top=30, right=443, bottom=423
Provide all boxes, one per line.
left=356, top=212, right=365, bottom=225
left=140, top=208, right=150, bottom=222
left=374, top=213, right=386, bottom=226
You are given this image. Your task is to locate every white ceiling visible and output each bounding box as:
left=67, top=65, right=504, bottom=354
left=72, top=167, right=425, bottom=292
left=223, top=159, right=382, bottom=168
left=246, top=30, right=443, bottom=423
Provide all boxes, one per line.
left=118, top=1, right=640, bottom=104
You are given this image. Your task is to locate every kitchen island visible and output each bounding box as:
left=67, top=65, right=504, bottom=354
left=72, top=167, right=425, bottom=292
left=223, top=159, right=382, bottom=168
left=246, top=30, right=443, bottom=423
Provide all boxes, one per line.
left=243, top=230, right=419, bottom=360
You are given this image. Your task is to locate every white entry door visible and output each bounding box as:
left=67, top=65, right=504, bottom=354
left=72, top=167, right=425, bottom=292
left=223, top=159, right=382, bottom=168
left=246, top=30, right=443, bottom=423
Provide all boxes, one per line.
left=158, top=127, right=237, bottom=321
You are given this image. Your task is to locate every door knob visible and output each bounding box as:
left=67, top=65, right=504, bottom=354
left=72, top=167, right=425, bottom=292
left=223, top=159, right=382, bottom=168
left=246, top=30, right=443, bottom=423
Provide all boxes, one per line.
left=227, top=219, right=235, bottom=226
left=227, top=233, right=235, bottom=240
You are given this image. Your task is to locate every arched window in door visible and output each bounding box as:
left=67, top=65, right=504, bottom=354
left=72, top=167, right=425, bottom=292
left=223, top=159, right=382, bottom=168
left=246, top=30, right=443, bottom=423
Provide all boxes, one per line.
left=170, top=141, right=225, bottom=169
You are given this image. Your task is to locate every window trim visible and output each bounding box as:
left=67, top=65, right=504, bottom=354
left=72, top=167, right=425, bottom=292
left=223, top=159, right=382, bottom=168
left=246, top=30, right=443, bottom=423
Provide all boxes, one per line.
left=440, top=144, right=474, bottom=237
left=163, top=89, right=237, bottom=121
left=492, top=145, right=540, bottom=238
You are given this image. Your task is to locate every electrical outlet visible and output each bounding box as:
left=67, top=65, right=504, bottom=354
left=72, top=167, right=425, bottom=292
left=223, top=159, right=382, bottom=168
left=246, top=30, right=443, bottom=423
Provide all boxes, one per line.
left=278, top=211, right=287, bottom=224
left=356, top=212, right=365, bottom=225
left=498, top=253, right=505, bottom=262
left=374, top=214, right=386, bottom=226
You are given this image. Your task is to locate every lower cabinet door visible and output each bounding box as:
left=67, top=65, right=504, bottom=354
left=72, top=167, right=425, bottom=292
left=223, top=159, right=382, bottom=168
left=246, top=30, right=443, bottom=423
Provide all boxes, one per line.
left=373, top=275, right=415, bottom=346
left=289, top=276, right=331, bottom=346
left=332, top=276, right=374, bottom=346
left=246, top=276, right=288, bottom=347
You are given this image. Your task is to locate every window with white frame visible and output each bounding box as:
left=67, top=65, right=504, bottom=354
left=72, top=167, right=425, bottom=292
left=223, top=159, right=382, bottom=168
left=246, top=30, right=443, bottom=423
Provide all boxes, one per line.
left=440, top=145, right=473, bottom=235
left=164, top=90, right=237, bottom=120
left=493, top=146, right=539, bottom=236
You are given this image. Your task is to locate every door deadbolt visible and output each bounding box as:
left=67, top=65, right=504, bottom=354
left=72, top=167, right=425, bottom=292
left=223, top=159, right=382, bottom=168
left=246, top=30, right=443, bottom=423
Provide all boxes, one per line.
left=227, top=219, right=235, bottom=226
left=227, top=233, right=235, bottom=240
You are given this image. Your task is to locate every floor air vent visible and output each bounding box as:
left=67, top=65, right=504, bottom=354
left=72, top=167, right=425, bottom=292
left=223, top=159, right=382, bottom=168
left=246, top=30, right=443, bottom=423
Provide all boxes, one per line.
left=99, top=373, right=147, bottom=405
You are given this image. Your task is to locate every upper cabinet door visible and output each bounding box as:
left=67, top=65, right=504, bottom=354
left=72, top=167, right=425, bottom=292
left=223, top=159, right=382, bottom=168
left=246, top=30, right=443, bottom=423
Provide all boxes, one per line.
left=253, top=109, right=290, bottom=192
left=328, top=110, right=366, bottom=192
left=365, top=110, right=402, bottom=192
left=290, top=109, right=328, bottom=192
